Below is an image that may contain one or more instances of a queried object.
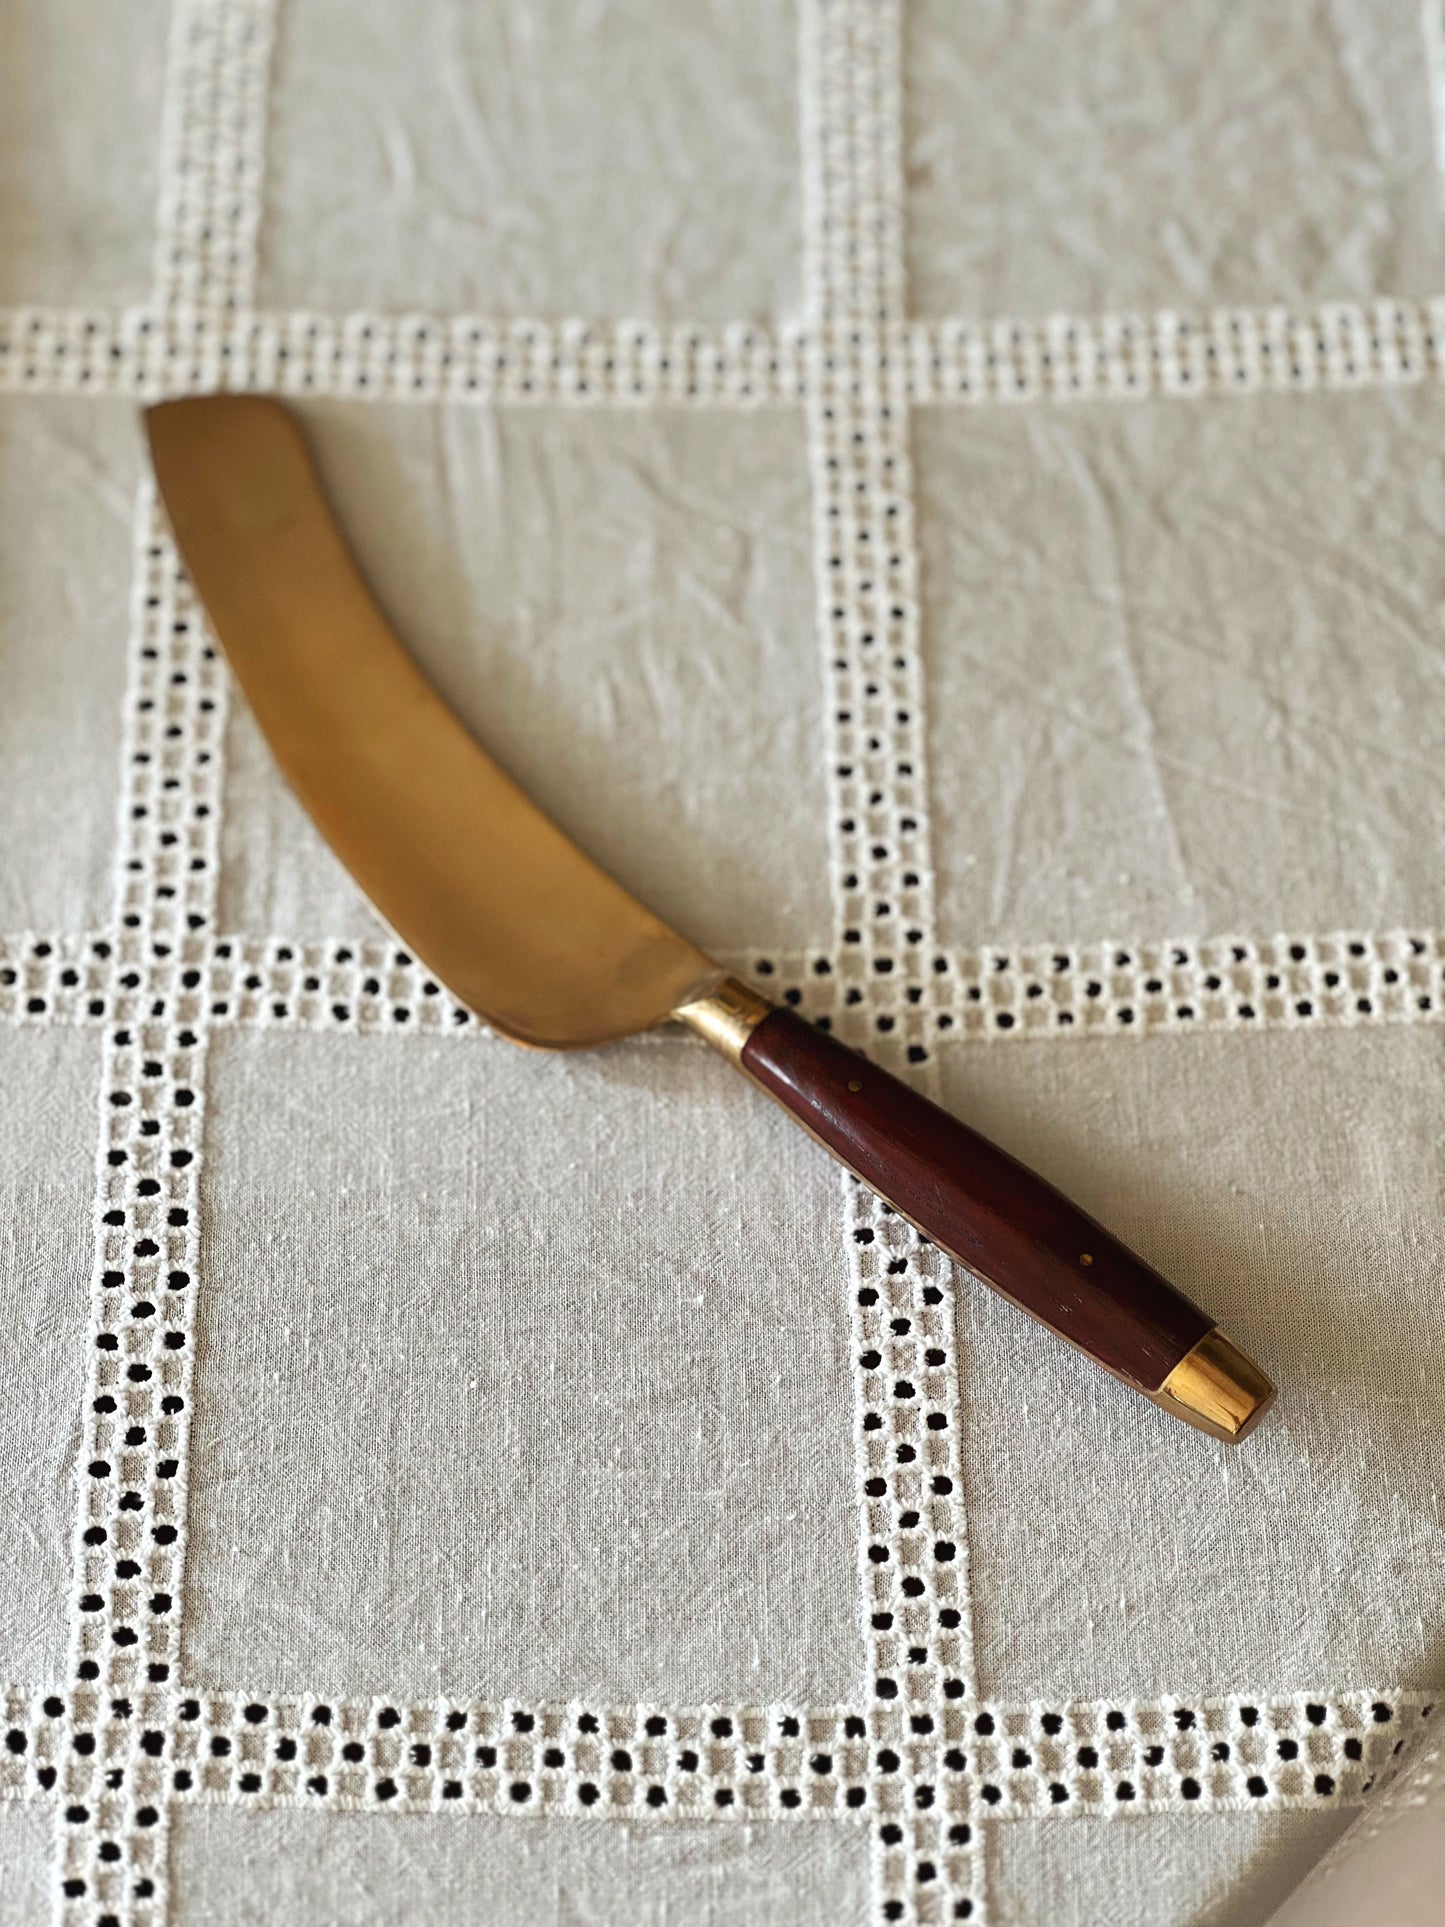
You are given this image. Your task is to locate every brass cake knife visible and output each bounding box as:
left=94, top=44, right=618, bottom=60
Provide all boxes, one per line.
left=146, top=395, right=1274, bottom=1443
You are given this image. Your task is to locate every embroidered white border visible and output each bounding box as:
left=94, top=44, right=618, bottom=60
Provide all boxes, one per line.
left=6, top=300, right=1445, bottom=406
left=52, top=5, right=269, bottom=1921
left=3, top=926, right=1440, bottom=1044
left=8, top=1686, right=1432, bottom=1823
left=800, top=5, right=982, bottom=1918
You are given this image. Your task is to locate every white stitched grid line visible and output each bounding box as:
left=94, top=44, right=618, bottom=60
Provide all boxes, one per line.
left=134, top=1697, right=881, bottom=1823
left=905, top=301, right=1439, bottom=403
left=54, top=518, right=226, bottom=1927
left=803, top=4, right=979, bottom=1921
left=153, top=2, right=277, bottom=317
left=52, top=0, right=270, bottom=1918
left=808, top=12, right=909, bottom=1919
left=9, top=300, right=1445, bottom=404
left=953, top=1693, right=1439, bottom=1819
left=4, top=928, right=1444, bottom=1045
left=895, top=928, right=1445, bottom=1043
left=8, top=1687, right=1431, bottom=1825
left=0, top=308, right=812, bottom=405
left=844, top=1152, right=977, bottom=1927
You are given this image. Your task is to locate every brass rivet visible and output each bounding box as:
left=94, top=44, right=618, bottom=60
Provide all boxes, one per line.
left=1079, top=1252, right=1093, bottom=1266
left=847, top=1079, right=862, bottom=1093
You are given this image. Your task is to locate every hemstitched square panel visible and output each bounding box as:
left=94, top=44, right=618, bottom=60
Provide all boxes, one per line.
left=0, top=399, right=135, bottom=933
left=0, top=0, right=169, bottom=308
left=171, top=1806, right=872, bottom=1927
left=905, top=0, right=1445, bottom=317
left=215, top=403, right=831, bottom=961
left=918, top=387, right=1445, bottom=953
left=257, top=0, right=802, bottom=322
left=185, top=1031, right=860, bottom=1705
left=0, top=1028, right=98, bottom=1686
left=945, top=1023, right=1445, bottom=1701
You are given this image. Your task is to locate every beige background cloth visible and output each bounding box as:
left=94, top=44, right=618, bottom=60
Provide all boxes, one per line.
left=0, top=1, right=1443, bottom=1922
left=1267, top=1715, right=1445, bottom=1927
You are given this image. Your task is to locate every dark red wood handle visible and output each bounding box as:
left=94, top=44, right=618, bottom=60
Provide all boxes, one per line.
left=740, top=1007, right=1212, bottom=1390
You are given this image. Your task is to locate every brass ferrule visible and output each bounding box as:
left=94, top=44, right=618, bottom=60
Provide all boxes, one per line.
left=673, top=975, right=774, bottom=1066
left=1147, top=1328, right=1275, bottom=1443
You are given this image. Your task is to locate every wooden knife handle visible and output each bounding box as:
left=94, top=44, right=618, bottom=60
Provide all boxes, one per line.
left=676, top=983, right=1273, bottom=1442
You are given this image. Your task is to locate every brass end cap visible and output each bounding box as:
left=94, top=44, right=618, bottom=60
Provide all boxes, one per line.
left=1148, top=1329, right=1275, bottom=1444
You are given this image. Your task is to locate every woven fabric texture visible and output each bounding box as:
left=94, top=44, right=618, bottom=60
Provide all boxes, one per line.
left=1, top=3, right=1443, bottom=1924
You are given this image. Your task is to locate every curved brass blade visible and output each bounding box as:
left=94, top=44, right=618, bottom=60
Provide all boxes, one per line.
left=146, top=395, right=722, bottom=1049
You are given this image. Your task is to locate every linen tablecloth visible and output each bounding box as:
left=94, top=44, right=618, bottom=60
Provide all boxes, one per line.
left=2, top=2, right=1443, bottom=1921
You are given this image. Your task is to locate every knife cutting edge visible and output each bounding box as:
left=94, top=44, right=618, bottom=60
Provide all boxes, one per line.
left=144, top=395, right=1274, bottom=1443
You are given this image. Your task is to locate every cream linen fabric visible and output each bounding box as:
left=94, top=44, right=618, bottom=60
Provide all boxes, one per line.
left=904, top=0, right=1445, bottom=314
left=0, top=1800, right=53, bottom=1927
left=917, top=389, right=1445, bottom=948
left=187, top=1031, right=858, bottom=1706
left=988, top=1809, right=1354, bottom=1927
left=170, top=1809, right=872, bottom=1926
left=0, top=398, right=132, bottom=931
left=0, top=1030, right=95, bottom=1686
left=3, top=2, right=1445, bottom=1925
left=0, top=0, right=168, bottom=308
